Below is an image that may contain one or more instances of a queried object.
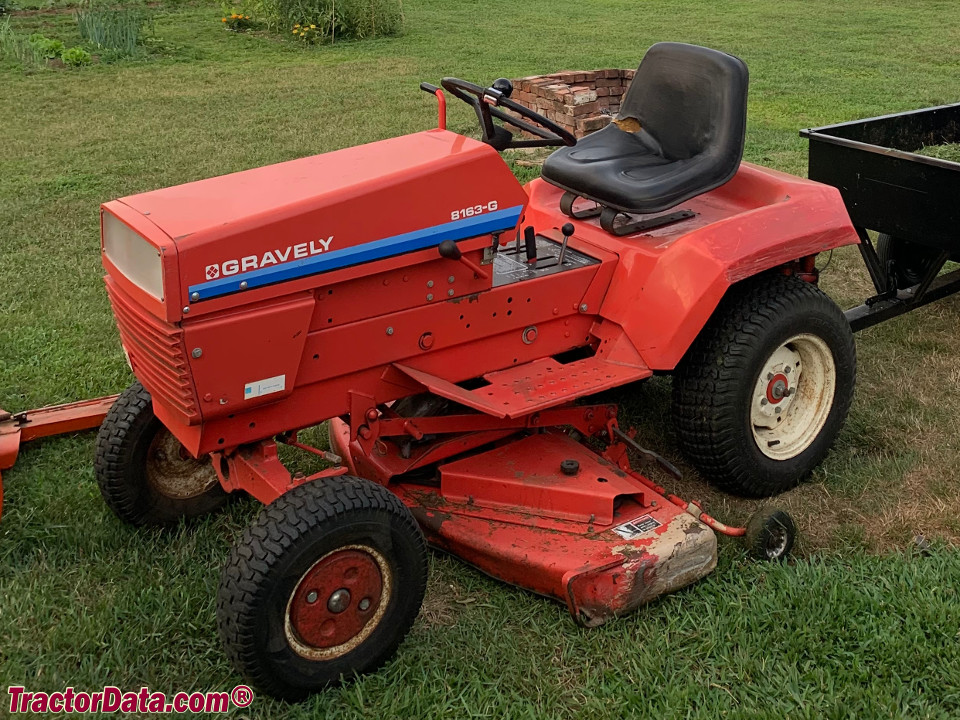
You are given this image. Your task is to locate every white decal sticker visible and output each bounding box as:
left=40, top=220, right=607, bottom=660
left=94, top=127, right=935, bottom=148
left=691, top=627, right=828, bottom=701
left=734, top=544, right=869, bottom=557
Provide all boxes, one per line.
left=612, top=514, right=662, bottom=540
left=208, top=236, right=335, bottom=280
left=244, top=375, right=286, bottom=400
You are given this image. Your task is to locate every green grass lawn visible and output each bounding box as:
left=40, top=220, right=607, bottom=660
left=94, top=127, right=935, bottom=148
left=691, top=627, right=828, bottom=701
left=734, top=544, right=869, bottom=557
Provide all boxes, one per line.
left=3, top=0, right=960, bottom=717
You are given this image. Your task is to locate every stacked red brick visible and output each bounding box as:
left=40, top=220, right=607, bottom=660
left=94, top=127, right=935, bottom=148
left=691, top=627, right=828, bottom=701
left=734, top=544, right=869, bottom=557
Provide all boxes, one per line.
left=510, top=69, right=635, bottom=139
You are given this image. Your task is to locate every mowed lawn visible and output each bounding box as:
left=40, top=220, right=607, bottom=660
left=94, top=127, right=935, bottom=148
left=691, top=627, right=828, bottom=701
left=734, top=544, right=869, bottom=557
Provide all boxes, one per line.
left=3, top=0, right=960, bottom=717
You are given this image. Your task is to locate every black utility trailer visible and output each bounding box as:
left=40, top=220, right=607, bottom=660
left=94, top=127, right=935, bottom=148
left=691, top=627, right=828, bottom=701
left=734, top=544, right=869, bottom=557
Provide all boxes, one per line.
left=803, top=103, right=960, bottom=331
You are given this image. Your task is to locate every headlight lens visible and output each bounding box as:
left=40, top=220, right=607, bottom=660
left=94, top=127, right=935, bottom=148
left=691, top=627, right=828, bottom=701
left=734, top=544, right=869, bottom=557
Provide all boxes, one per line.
left=102, top=212, right=164, bottom=301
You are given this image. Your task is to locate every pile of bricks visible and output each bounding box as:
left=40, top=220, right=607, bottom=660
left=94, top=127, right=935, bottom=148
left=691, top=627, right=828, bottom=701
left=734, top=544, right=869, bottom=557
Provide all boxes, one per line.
left=509, top=69, right=635, bottom=139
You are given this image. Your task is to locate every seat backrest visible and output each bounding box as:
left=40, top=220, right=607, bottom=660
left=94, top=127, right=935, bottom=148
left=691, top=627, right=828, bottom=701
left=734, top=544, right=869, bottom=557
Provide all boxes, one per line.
left=619, top=42, right=748, bottom=162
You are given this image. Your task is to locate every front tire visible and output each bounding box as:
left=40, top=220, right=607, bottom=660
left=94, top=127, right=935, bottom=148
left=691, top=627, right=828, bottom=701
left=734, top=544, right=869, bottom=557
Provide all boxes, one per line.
left=216, top=476, right=428, bottom=701
left=94, top=381, right=228, bottom=526
left=672, top=274, right=856, bottom=497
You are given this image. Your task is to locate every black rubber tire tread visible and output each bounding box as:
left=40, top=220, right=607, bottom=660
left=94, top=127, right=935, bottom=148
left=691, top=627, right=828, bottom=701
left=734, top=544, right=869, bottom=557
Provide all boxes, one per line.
left=744, top=509, right=797, bottom=561
left=672, top=273, right=856, bottom=497
left=217, top=475, right=427, bottom=701
left=94, top=381, right=228, bottom=526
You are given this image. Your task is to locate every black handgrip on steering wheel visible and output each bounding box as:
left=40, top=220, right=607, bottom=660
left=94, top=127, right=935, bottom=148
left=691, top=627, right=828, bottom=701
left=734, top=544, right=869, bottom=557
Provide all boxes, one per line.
left=439, top=77, right=576, bottom=151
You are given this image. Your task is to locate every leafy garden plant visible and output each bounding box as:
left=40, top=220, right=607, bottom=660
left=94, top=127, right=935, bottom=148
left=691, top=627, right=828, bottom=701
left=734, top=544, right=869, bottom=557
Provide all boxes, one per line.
left=60, top=45, right=91, bottom=67
left=28, top=33, right=64, bottom=59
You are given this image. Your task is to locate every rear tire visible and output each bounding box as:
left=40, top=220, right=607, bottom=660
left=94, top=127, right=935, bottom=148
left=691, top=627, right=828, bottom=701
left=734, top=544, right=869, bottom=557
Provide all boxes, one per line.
left=672, top=274, right=856, bottom=497
left=94, top=381, right=228, bottom=526
left=217, top=476, right=427, bottom=701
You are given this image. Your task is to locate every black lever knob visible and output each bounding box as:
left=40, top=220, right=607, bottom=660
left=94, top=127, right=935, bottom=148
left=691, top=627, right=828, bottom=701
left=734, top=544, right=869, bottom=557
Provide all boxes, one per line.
left=491, top=78, right=514, bottom=98
left=438, top=239, right=462, bottom=260
left=558, top=223, right=574, bottom=266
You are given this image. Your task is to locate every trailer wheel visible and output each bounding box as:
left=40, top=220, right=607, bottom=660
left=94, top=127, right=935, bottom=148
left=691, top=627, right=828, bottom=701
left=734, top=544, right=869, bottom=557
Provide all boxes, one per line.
left=217, top=475, right=427, bottom=701
left=673, top=274, right=856, bottom=497
left=876, top=234, right=944, bottom=288
left=94, top=382, right=228, bottom=526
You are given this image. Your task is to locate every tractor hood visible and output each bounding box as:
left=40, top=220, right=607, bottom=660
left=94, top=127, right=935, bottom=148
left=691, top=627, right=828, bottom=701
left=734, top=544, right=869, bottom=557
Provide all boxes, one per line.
left=101, top=129, right=528, bottom=321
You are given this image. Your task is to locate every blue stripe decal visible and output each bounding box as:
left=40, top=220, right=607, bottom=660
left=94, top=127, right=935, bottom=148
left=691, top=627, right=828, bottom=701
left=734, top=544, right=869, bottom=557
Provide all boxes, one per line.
left=189, top=205, right=524, bottom=301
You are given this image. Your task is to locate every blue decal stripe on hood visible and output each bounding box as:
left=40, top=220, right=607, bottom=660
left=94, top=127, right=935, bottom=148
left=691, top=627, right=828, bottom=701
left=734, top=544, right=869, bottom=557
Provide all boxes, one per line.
left=189, top=204, right=524, bottom=301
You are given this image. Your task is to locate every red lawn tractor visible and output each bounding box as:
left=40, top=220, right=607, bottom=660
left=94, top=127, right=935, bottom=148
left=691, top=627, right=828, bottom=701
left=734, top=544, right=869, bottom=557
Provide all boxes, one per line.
left=91, top=43, right=866, bottom=700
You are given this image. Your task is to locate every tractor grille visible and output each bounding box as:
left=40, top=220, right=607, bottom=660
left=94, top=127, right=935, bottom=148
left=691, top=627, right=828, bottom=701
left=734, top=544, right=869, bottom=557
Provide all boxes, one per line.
left=105, top=281, right=200, bottom=422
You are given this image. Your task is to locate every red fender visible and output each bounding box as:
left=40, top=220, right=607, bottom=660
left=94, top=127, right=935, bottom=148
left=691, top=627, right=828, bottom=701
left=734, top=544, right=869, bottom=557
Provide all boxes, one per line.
left=524, top=163, right=859, bottom=371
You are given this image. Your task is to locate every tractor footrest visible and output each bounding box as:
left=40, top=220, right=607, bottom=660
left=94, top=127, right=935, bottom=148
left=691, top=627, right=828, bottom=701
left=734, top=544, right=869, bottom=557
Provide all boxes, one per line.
left=393, top=355, right=650, bottom=419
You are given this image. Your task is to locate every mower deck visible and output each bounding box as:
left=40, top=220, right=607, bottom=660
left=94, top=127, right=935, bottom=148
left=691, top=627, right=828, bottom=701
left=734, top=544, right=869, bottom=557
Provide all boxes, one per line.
left=330, top=420, right=716, bottom=625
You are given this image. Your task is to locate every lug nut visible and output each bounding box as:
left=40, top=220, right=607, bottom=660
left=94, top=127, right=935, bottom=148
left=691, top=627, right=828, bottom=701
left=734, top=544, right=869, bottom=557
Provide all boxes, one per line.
left=358, top=598, right=371, bottom=611
left=306, top=591, right=318, bottom=604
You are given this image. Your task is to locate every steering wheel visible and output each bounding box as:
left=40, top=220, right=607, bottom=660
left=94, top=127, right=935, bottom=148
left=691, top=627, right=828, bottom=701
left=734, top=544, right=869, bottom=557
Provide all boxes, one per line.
left=439, top=77, right=577, bottom=151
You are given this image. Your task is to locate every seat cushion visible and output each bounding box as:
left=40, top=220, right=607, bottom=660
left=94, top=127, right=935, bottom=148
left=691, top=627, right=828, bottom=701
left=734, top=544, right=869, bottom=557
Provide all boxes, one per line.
left=543, top=124, right=715, bottom=214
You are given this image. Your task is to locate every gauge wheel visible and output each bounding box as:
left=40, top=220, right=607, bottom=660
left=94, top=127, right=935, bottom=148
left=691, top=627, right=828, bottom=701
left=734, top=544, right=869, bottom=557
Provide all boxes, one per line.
left=217, top=475, right=428, bottom=701
left=94, top=381, right=228, bottom=526
left=673, top=273, right=856, bottom=497
left=744, top=509, right=797, bottom=561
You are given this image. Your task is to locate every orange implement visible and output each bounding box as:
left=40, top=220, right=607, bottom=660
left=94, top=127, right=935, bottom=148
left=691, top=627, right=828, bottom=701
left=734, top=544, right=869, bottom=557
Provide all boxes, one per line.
left=0, top=395, right=118, bottom=520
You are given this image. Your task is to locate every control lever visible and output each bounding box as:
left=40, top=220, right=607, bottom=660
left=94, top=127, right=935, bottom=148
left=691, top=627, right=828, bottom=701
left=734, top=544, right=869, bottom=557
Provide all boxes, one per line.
left=524, top=226, right=537, bottom=264
left=438, top=239, right=490, bottom=280
left=558, top=223, right=574, bottom=265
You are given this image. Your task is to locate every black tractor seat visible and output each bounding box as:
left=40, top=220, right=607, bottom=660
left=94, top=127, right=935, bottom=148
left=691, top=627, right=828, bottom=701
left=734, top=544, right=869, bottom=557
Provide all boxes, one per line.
left=541, top=42, right=749, bottom=235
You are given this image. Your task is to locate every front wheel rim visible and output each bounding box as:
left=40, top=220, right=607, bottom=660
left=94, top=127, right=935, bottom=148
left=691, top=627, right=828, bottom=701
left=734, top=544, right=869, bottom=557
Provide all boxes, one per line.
left=145, top=428, right=218, bottom=499
left=284, top=545, right=392, bottom=661
left=750, top=333, right=836, bottom=461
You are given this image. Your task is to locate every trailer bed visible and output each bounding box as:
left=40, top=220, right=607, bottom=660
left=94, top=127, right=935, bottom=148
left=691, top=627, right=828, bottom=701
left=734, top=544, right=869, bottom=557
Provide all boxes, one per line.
left=802, top=103, right=960, bottom=251
left=802, top=103, right=960, bottom=331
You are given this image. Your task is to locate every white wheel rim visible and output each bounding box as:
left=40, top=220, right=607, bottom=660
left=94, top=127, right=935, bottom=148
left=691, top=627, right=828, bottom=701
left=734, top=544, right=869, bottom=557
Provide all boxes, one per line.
left=750, top=333, right=836, bottom=461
